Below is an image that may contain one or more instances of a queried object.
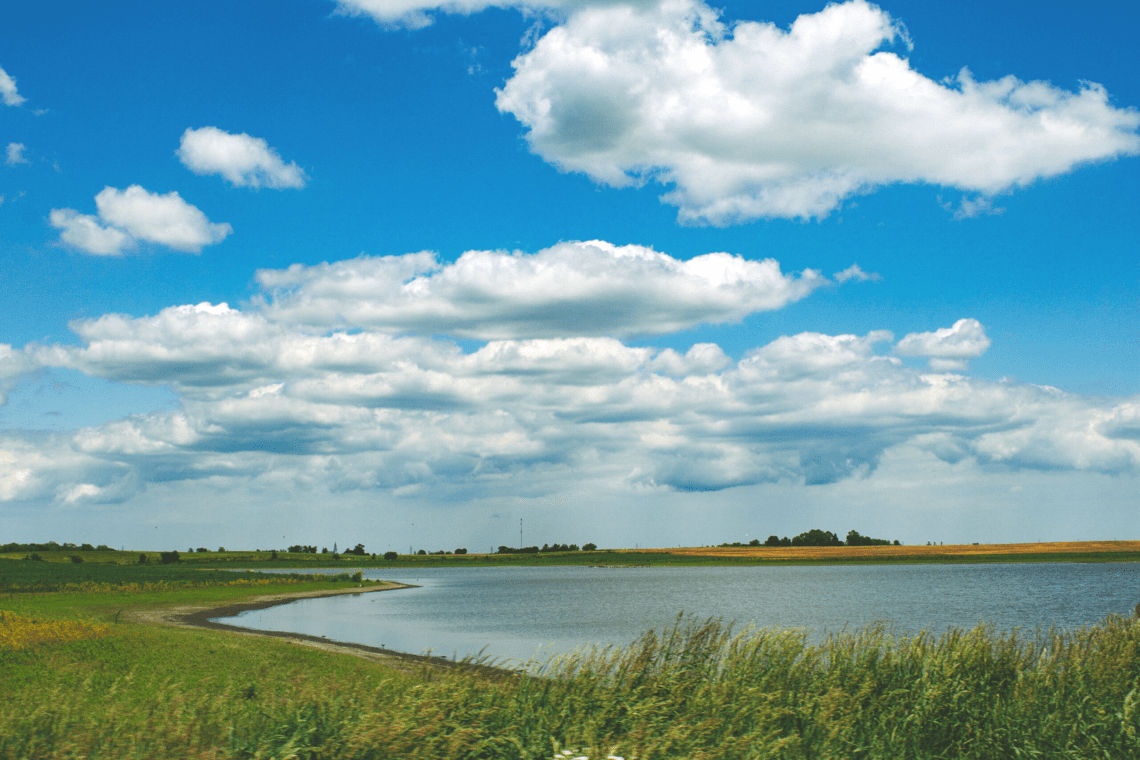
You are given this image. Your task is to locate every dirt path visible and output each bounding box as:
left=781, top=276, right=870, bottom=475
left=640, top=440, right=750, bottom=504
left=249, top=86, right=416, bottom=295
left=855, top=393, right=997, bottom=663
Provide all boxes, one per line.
left=124, top=581, right=483, bottom=674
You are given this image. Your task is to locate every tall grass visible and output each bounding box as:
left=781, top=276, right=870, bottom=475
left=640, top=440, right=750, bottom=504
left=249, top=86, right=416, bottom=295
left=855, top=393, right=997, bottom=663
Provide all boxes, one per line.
left=4, top=613, right=1140, bottom=758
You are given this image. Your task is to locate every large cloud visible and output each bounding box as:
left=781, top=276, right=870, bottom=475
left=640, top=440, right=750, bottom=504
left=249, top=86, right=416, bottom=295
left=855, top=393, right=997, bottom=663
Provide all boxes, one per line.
left=494, top=0, right=1140, bottom=223
left=254, top=240, right=826, bottom=338
left=6, top=296, right=1137, bottom=507
left=4, top=243, right=1136, bottom=506
left=0, top=65, right=25, bottom=106
left=49, top=185, right=232, bottom=255
left=177, top=127, right=308, bottom=189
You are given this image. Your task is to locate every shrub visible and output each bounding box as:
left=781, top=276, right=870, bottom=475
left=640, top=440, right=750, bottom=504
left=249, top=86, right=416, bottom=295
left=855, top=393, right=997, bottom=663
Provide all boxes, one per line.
left=582, top=543, right=597, bottom=551
left=351, top=571, right=363, bottom=582
left=383, top=551, right=398, bottom=560
left=69, top=555, right=84, bottom=564
left=158, top=551, right=180, bottom=564
left=137, top=553, right=149, bottom=565
left=455, top=548, right=467, bottom=555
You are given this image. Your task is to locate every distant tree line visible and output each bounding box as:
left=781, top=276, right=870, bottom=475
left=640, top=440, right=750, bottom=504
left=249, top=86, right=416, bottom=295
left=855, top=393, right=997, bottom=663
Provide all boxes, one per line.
left=720, top=529, right=899, bottom=548
left=497, top=542, right=597, bottom=554
left=2, top=542, right=114, bottom=552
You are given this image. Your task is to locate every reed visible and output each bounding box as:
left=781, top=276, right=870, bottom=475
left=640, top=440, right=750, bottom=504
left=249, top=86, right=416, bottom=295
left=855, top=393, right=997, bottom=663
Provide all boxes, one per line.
left=4, top=609, right=1140, bottom=758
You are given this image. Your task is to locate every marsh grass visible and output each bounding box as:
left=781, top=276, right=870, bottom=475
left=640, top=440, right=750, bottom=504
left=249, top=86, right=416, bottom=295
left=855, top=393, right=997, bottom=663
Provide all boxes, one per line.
left=4, top=605, right=1140, bottom=759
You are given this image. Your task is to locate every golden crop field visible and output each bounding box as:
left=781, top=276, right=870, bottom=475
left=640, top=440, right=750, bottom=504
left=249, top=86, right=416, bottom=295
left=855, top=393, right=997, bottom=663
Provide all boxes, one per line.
left=635, top=540, right=1140, bottom=561
left=0, top=610, right=109, bottom=651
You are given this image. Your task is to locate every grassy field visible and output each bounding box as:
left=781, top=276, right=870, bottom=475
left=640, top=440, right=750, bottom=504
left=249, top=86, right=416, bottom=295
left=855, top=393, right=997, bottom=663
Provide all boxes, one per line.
left=4, top=558, right=1140, bottom=758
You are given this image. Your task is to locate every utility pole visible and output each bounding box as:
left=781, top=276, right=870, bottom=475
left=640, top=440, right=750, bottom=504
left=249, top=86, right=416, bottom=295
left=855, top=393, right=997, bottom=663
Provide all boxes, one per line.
left=520, top=518, right=523, bottom=549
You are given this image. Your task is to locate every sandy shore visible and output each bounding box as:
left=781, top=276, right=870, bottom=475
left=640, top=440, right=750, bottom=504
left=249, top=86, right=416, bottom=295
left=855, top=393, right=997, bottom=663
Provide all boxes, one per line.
left=125, top=581, right=485, bottom=674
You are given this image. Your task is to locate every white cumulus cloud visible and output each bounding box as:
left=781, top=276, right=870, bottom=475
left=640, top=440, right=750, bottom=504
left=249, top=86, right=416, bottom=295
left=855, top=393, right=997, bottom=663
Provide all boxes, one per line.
left=50, top=185, right=232, bottom=255
left=896, top=318, right=991, bottom=371
left=48, top=209, right=135, bottom=257
left=255, top=240, right=826, bottom=338
left=0, top=65, right=25, bottom=106
left=494, top=0, right=1140, bottom=224
left=6, top=143, right=29, bottom=165
left=177, top=127, right=307, bottom=189
left=5, top=247, right=1137, bottom=508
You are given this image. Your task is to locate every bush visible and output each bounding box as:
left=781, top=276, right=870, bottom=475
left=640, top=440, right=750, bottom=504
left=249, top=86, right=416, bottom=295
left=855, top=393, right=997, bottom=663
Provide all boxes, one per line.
left=69, top=555, right=84, bottom=564
left=383, top=551, right=398, bottom=560
left=137, top=553, right=149, bottom=565
left=582, top=542, right=597, bottom=551
left=351, top=571, right=363, bottom=582
left=417, top=549, right=426, bottom=556
left=455, top=548, right=468, bottom=555
left=158, top=551, right=180, bottom=565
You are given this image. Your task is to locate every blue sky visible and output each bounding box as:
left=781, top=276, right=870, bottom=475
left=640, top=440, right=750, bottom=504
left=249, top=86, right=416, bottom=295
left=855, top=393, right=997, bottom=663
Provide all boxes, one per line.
left=1, top=0, right=1137, bottom=552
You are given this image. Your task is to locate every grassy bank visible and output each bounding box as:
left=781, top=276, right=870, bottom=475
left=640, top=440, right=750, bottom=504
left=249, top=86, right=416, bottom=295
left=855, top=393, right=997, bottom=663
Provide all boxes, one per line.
left=5, top=561, right=1140, bottom=758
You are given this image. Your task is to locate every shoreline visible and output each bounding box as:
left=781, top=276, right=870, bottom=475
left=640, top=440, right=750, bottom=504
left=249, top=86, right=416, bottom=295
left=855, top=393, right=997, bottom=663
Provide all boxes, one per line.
left=132, top=581, right=508, bottom=675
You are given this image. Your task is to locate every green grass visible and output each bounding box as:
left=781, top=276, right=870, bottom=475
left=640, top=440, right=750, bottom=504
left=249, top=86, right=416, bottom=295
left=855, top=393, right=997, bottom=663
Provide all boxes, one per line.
left=5, top=556, right=1140, bottom=759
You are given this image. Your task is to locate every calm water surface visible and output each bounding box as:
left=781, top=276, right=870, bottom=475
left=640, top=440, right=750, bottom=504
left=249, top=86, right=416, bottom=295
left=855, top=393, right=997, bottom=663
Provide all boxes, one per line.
left=217, top=564, right=1140, bottom=665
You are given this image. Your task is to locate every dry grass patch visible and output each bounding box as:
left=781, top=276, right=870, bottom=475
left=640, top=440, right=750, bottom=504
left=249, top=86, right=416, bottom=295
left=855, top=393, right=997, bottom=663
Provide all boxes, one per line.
left=0, top=610, right=110, bottom=651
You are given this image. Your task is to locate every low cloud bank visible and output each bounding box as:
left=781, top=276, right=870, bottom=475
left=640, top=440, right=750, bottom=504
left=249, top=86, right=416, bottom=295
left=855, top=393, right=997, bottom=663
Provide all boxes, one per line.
left=2, top=243, right=1136, bottom=508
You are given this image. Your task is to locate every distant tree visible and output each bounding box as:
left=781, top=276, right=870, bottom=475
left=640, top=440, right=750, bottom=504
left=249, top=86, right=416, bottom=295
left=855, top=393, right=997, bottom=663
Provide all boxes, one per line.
left=417, top=549, right=426, bottom=555
left=764, top=535, right=781, bottom=547
left=70, top=555, right=84, bottom=563
left=845, top=530, right=893, bottom=547
left=96, top=544, right=113, bottom=551
left=196, top=547, right=208, bottom=553
left=349, top=543, right=366, bottom=556
left=749, top=538, right=760, bottom=546
left=321, top=547, right=329, bottom=553
left=270, top=550, right=278, bottom=560
left=138, top=553, right=149, bottom=565
left=217, top=547, right=226, bottom=553
left=582, top=543, right=597, bottom=551
left=383, top=551, right=398, bottom=560
left=455, top=548, right=467, bottom=555
left=80, top=543, right=95, bottom=551
left=568, top=544, right=579, bottom=552
left=893, top=540, right=901, bottom=546
left=791, top=529, right=841, bottom=547
left=159, top=551, right=180, bottom=564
